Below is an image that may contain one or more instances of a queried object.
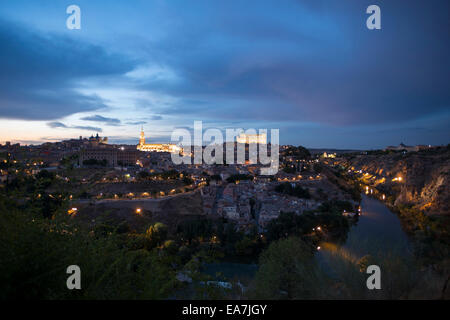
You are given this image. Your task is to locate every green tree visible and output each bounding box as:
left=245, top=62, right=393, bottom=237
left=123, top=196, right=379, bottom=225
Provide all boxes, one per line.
left=0, top=195, right=175, bottom=299
left=235, top=236, right=254, bottom=256
left=249, top=237, right=327, bottom=299
left=145, top=222, right=168, bottom=249
left=137, top=171, right=150, bottom=180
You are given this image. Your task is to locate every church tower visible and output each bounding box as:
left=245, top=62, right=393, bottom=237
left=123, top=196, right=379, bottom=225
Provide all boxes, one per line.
left=139, top=126, right=145, bottom=146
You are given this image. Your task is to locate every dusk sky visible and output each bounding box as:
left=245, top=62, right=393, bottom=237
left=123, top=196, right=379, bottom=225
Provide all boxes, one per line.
left=0, top=0, right=448, bottom=149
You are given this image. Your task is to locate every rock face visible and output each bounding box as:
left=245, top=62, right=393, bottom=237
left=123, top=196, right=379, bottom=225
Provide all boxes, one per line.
left=343, top=146, right=449, bottom=215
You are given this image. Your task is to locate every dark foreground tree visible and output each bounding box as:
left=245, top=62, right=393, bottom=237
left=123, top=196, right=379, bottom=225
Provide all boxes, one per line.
left=248, top=237, right=328, bottom=299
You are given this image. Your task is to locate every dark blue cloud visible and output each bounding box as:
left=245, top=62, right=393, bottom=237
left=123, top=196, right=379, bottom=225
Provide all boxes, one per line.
left=80, top=115, right=121, bottom=125
left=125, top=121, right=147, bottom=125
left=47, top=121, right=102, bottom=132
left=0, top=18, right=136, bottom=120
left=135, top=0, right=449, bottom=127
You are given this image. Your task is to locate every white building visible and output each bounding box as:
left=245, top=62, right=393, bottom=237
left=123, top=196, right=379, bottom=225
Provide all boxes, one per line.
left=236, top=133, right=267, bottom=144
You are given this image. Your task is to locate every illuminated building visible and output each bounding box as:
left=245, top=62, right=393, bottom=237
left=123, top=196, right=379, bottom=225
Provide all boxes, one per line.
left=236, top=133, right=267, bottom=144
left=322, top=152, right=336, bottom=158
left=137, top=127, right=182, bottom=153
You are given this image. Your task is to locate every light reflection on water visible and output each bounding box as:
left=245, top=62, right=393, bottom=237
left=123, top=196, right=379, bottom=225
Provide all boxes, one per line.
left=204, top=195, right=414, bottom=286
left=345, top=195, right=410, bottom=254
left=317, top=194, right=413, bottom=277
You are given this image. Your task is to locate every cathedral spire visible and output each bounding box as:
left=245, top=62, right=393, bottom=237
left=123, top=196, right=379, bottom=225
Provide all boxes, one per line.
left=139, top=126, right=145, bottom=145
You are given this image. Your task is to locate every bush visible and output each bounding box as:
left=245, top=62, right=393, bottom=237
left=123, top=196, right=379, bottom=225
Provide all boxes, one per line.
left=274, top=182, right=310, bottom=199
left=249, top=237, right=326, bottom=299
left=145, top=222, right=168, bottom=249
left=0, top=196, right=175, bottom=299
left=82, top=159, right=108, bottom=166
left=137, top=171, right=150, bottom=179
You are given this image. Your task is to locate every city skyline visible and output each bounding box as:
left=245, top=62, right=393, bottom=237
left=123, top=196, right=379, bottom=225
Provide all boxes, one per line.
left=0, top=0, right=449, bottom=149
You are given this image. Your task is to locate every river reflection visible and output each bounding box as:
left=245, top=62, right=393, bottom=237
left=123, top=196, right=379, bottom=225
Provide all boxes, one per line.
left=343, top=195, right=411, bottom=256
left=205, top=195, right=415, bottom=288
left=317, top=194, right=414, bottom=279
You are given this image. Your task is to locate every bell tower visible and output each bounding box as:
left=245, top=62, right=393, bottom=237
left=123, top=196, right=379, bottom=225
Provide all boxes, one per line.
left=139, top=126, right=145, bottom=146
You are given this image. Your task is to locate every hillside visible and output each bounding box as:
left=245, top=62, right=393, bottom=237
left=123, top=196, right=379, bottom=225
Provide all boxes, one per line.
left=339, top=146, right=449, bottom=215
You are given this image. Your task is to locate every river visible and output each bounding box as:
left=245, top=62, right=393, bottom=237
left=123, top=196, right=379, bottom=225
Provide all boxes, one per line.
left=339, top=194, right=411, bottom=256
left=204, top=194, right=414, bottom=285
left=316, top=194, right=414, bottom=281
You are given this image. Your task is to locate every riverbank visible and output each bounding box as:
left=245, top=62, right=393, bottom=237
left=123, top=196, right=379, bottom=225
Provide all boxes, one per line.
left=315, top=194, right=448, bottom=299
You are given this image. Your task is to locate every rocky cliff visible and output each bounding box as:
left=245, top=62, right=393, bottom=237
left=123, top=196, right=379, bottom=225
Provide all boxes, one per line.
left=340, top=146, right=449, bottom=215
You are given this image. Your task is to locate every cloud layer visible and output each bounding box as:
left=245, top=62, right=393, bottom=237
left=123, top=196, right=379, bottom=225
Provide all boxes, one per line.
left=47, top=121, right=102, bottom=132
left=80, top=115, right=121, bottom=125
left=0, top=0, right=449, bottom=148
left=0, top=18, right=135, bottom=120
